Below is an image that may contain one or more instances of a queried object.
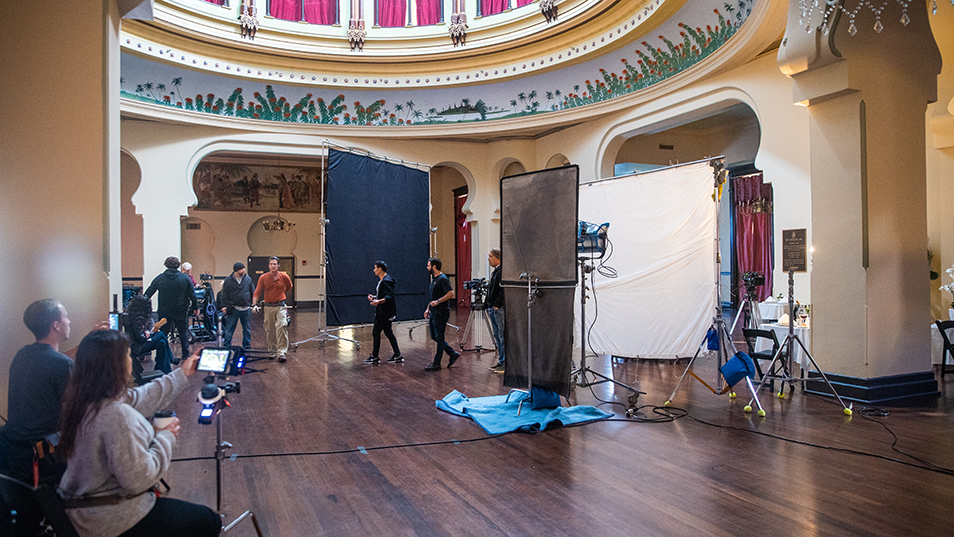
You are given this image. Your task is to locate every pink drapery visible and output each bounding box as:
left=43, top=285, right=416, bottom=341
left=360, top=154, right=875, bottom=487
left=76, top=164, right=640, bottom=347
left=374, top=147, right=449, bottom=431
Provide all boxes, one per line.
left=378, top=0, right=407, bottom=27
left=516, top=0, right=533, bottom=6
left=270, top=0, right=301, bottom=20
left=734, top=173, right=774, bottom=301
left=304, top=0, right=336, bottom=24
left=455, top=194, right=471, bottom=308
left=415, top=0, right=441, bottom=25
left=480, top=0, right=507, bottom=16
left=202, top=0, right=227, bottom=5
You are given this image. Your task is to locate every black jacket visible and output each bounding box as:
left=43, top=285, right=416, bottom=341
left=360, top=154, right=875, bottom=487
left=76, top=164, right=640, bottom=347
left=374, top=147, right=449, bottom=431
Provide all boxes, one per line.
left=375, top=274, right=398, bottom=320
left=485, top=265, right=504, bottom=309
left=220, top=274, right=256, bottom=311
left=145, top=269, right=197, bottom=317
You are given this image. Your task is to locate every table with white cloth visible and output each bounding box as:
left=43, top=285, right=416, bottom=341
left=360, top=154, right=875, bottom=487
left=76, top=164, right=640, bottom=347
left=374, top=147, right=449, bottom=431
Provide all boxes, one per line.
left=754, top=322, right=811, bottom=369
left=757, top=301, right=789, bottom=323
left=929, top=323, right=954, bottom=366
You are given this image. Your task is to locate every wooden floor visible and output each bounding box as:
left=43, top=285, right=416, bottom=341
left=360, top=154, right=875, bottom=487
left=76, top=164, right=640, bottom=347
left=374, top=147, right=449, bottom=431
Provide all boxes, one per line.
left=157, top=309, right=954, bottom=537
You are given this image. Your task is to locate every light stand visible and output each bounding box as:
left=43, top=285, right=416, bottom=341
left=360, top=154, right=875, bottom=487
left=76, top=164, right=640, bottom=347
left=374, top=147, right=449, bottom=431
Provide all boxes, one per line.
left=198, top=376, right=264, bottom=536
left=505, top=274, right=537, bottom=415
left=745, top=270, right=853, bottom=416
left=459, top=285, right=496, bottom=353
left=571, top=257, right=643, bottom=415
left=292, top=146, right=360, bottom=351
left=663, top=159, right=765, bottom=415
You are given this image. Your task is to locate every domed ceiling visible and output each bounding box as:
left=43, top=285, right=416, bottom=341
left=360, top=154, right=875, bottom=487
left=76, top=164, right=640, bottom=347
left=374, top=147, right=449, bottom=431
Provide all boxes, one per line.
left=121, top=0, right=770, bottom=131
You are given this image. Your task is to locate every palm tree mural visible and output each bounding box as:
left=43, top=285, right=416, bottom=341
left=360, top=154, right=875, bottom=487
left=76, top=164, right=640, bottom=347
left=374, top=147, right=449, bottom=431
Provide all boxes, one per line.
left=405, top=100, right=415, bottom=119
left=171, top=77, right=184, bottom=104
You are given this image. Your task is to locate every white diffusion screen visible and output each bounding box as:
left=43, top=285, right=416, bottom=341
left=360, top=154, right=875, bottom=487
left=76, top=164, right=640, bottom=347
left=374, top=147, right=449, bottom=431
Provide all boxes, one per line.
left=576, top=162, right=718, bottom=358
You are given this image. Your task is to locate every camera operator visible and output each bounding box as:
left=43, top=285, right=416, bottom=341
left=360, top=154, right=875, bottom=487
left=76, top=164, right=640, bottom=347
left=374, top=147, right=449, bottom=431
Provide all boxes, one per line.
left=485, top=249, right=505, bottom=373
left=364, top=261, right=403, bottom=365
left=57, top=330, right=220, bottom=537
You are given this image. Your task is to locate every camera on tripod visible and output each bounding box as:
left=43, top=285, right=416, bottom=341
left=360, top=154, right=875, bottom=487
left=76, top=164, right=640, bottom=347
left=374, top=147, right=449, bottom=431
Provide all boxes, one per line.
left=741, top=271, right=765, bottom=295
left=463, top=278, right=488, bottom=303
left=199, top=273, right=214, bottom=282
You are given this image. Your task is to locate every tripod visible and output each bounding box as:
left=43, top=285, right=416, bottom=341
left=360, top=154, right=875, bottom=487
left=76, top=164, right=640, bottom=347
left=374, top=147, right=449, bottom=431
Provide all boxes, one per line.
left=745, top=270, right=853, bottom=416
left=571, top=257, right=642, bottom=415
left=728, top=286, right=763, bottom=335
left=459, top=286, right=496, bottom=353
left=505, top=274, right=538, bottom=415
left=201, top=378, right=264, bottom=536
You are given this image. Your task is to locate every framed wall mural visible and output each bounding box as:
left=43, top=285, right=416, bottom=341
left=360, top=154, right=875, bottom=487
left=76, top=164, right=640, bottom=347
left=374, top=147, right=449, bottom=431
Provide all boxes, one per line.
left=193, top=161, right=323, bottom=212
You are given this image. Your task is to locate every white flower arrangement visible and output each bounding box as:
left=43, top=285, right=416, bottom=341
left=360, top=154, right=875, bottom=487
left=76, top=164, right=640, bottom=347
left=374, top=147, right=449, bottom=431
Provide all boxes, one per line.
left=940, top=264, right=954, bottom=309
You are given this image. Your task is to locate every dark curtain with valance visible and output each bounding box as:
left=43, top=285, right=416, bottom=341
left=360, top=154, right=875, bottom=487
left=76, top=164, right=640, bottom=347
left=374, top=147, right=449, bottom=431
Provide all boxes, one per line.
left=454, top=192, right=471, bottom=307
left=733, top=173, right=774, bottom=301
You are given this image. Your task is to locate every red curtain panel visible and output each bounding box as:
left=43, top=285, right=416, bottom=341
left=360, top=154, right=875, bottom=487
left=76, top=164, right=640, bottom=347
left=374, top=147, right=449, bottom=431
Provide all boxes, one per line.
left=480, top=0, right=507, bottom=16
left=304, top=0, right=336, bottom=23
left=455, top=194, right=471, bottom=307
left=270, top=0, right=301, bottom=21
left=734, top=173, right=774, bottom=301
left=415, top=0, right=441, bottom=25
left=378, top=0, right=407, bottom=27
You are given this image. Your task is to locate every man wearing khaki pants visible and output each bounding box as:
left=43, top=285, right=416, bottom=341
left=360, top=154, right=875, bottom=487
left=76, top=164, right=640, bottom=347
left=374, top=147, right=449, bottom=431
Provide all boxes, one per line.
left=252, top=257, right=293, bottom=362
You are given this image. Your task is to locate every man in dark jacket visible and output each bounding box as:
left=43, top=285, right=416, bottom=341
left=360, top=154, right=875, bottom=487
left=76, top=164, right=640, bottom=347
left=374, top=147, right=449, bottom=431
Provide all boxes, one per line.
left=485, top=249, right=505, bottom=373
left=145, top=256, right=198, bottom=361
left=220, top=262, right=256, bottom=349
left=1, top=299, right=74, bottom=486
left=365, top=261, right=402, bottom=364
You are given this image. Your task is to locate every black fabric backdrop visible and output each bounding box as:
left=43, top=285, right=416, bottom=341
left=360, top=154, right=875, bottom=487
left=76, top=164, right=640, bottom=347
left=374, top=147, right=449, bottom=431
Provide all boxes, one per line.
left=500, top=166, right=579, bottom=397
left=325, top=149, right=430, bottom=326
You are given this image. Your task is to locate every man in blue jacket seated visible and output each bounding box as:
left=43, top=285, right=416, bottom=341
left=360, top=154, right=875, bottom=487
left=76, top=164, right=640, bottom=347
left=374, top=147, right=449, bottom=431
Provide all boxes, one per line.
left=0, top=299, right=74, bottom=485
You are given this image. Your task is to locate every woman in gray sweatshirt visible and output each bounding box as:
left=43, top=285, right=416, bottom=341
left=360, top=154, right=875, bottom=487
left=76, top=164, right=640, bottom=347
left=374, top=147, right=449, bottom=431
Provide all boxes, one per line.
left=57, top=330, right=220, bottom=537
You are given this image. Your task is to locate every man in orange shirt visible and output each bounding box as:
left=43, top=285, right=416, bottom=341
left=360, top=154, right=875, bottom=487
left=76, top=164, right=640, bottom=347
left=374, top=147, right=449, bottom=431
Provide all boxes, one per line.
left=252, top=257, right=293, bottom=363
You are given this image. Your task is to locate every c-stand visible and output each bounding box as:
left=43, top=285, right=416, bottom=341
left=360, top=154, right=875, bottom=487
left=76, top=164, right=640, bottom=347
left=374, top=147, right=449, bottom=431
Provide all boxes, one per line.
left=571, top=257, right=643, bottom=416
left=198, top=375, right=264, bottom=536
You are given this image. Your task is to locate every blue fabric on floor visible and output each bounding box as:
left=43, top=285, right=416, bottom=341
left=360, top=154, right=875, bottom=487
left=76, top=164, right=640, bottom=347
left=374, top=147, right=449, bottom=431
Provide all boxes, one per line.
left=436, top=390, right=613, bottom=434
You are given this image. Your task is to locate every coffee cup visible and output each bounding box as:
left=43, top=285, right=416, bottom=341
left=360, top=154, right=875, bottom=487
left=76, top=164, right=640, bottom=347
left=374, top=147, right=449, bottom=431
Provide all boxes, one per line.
left=153, top=410, right=176, bottom=429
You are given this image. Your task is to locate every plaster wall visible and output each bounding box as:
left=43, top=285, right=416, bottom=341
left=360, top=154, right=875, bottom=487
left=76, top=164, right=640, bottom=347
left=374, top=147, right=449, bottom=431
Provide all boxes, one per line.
left=0, top=1, right=119, bottom=416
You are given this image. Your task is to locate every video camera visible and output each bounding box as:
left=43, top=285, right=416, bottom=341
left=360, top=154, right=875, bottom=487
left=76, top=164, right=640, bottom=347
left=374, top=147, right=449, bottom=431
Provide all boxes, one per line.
left=741, top=271, right=765, bottom=287
left=463, top=278, right=487, bottom=290
left=199, top=273, right=214, bottom=282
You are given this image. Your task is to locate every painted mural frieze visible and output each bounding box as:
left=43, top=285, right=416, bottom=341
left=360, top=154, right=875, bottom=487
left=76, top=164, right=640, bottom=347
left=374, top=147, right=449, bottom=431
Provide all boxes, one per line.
left=122, top=1, right=754, bottom=127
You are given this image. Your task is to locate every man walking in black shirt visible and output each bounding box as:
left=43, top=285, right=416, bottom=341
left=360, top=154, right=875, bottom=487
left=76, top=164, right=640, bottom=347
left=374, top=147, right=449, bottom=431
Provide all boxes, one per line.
left=424, top=257, right=459, bottom=371
left=364, top=261, right=403, bottom=365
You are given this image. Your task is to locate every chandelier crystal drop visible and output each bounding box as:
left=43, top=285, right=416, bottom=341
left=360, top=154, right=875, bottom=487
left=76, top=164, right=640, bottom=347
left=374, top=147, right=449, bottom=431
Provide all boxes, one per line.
left=799, top=0, right=941, bottom=35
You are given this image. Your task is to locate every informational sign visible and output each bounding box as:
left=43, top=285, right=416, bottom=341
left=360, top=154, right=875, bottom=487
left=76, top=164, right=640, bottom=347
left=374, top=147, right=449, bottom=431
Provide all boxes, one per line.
left=782, top=229, right=807, bottom=272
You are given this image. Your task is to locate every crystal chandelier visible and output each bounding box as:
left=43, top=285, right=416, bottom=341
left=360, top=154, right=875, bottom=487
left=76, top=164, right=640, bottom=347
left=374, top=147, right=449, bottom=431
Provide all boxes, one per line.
left=798, top=0, right=948, bottom=36
left=262, top=216, right=295, bottom=232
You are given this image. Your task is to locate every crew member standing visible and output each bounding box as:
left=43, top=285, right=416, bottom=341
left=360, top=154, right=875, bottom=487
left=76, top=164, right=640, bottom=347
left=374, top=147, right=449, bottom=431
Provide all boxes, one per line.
left=423, top=257, right=460, bottom=371
left=485, top=249, right=505, bottom=373
left=252, top=257, right=293, bottom=362
left=364, top=261, right=403, bottom=365
left=145, top=256, right=198, bottom=362
left=220, top=262, right=255, bottom=349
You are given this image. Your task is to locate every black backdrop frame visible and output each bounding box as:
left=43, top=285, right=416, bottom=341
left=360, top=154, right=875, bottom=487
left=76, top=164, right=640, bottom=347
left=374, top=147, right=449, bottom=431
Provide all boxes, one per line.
left=323, top=144, right=431, bottom=328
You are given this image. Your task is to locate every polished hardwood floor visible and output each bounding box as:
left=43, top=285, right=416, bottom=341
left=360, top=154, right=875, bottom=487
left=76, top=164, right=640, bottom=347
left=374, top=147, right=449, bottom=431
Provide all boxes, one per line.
left=156, top=309, right=954, bottom=536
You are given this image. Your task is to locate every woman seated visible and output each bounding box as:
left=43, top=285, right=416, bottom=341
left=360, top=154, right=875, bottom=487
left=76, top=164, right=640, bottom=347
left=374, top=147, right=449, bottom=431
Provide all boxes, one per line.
left=57, top=330, right=220, bottom=537
left=125, top=294, right=175, bottom=374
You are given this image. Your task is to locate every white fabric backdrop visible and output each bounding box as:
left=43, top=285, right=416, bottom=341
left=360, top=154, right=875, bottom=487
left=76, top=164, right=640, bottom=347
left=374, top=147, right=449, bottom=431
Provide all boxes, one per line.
left=576, top=162, right=718, bottom=358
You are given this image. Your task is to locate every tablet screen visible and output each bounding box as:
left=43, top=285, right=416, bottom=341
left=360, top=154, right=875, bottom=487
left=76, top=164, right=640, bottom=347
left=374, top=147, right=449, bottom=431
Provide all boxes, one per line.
left=197, top=348, right=232, bottom=373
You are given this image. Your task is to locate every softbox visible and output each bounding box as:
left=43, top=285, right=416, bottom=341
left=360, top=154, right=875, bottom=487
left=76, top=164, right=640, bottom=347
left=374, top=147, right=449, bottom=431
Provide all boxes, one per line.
left=500, top=166, right=579, bottom=397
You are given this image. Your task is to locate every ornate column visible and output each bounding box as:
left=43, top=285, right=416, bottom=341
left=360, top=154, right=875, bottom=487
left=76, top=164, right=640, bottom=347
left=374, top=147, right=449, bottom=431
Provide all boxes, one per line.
left=778, top=0, right=942, bottom=401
